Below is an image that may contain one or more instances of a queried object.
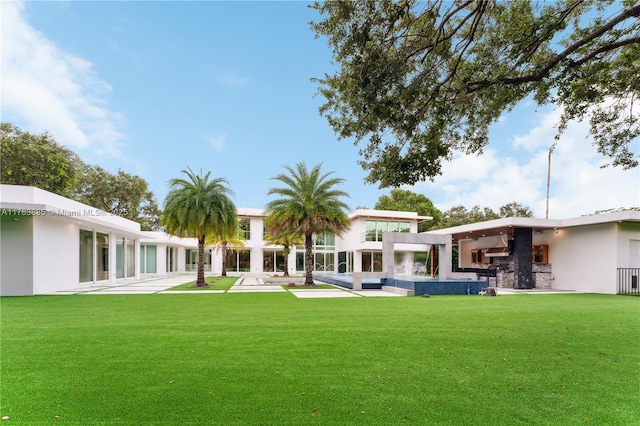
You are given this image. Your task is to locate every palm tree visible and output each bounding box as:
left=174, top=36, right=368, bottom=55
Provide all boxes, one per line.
left=264, top=213, right=304, bottom=277
left=265, top=162, right=351, bottom=285
left=208, top=225, right=245, bottom=277
left=161, top=167, right=237, bottom=287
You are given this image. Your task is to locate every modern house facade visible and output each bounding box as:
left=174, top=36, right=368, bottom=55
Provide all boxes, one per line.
left=427, top=212, right=640, bottom=294
left=0, top=185, right=432, bottom=295
left=140, top=208, right=433, bottom=278
left=1, top=184, right=638, bottom=296
left=1, top=185, right=148, bottom=296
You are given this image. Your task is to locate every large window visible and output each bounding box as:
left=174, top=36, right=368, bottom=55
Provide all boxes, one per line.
left=239, top=218, right=251, bottom=240
left=140, top=244, right=157, bottom=274
left=338, top=251, right=354, bottom=273
left=226, top=249, right=251, bottom=272
left=533, top=245, right=549, bottom=264
left=314, top=252, right=334, bottom=272
left=362, top=251, right=383, bottom=272
left=96, top=232, right=109, bottom=281
left=263, top=250, right=285, bottom=273
left=294, top=233, right=336, bottom=272
left=186, top=249, right=212, bottom=272
left=79, top=229, right=94, bottom=282
left=116, top=237, right=125, bottom=279
left=80, top=230, right=111, bottom=283
left=166, top=247, right=177, bottom=272
left=364, top=220, right=411, bottom=242
left=126, top=238, right=136, bottom=277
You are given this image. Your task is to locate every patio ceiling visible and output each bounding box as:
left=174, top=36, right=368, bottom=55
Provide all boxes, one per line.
left=449, top=225, right=558, bottom=243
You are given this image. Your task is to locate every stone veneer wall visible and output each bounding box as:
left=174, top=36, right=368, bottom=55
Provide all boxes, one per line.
left=472, top=257, right=553, bottom=289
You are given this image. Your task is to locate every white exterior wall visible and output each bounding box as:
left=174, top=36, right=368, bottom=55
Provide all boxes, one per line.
left=32, top=215, right=80, bottom=294
left=156, top=244, right=168, bottom=275
left=0, top=185, right=146, bottom=295
left=177, top=247, right=186, bottom=272
left=617, top=222, right=640, bottom=268
left=549, top=223, right=617, bottom=293
left=0, top=215, right=34, bottom=296
left=249, top=215, right=265, bottom=274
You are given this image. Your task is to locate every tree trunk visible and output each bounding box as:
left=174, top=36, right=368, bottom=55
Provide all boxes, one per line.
left=283, top=246, right=290, bottom=277
left=221, top=242, right=228, bottom=277
left=197, top=234, right=207, bottom=287
left=304, top=232, right=314, bottom=286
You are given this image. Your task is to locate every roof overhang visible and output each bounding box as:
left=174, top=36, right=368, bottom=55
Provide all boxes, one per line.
left=349, top=209, right=432, bottom=222
left=426, top=211, right=640, bottom=243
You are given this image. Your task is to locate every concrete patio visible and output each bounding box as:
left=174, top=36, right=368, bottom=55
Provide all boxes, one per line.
left=46, top=273, right=403, bottom=298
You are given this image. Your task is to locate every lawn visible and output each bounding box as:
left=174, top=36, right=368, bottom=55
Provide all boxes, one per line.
left=1, top=293, right=638, bottom=425
left=167, top=276, right=238, bottom=291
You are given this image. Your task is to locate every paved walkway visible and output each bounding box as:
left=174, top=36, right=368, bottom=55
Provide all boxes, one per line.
left=50, top=274, right=569, bottom=297
left=49, top=274, right=402, bottom=298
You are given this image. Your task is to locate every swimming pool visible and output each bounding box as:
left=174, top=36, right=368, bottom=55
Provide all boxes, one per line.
left=315, top=273, right=486, bottom=295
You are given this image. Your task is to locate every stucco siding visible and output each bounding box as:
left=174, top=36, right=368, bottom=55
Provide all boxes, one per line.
left=616, top=222, right=640, bottom=268
left=0, top=215, right=34, bottom=296
left=551, top=223, right=617, bottom=293
left=32, top=216, right=80, bottom=294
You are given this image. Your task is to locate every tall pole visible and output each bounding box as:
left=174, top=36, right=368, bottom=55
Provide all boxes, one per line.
left=545, top=143, right=557, bottom=219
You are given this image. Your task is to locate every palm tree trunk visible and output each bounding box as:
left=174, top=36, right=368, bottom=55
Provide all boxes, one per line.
left=304, top=232, right=314, bottom=286
left=221, top=242, right=228, bottom=277
left=197, top=234, right=206, bottom=287
left=283, top=246, right=290, bottom=277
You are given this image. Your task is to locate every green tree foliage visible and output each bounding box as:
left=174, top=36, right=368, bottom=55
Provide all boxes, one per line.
left=161, top=168, right=237, bottom=287
left=0, top=122, right=84, bottom=196
left=263, top=214, right=305, bottom=277
left=499, top=201, right=534, bottom=218
left=207, top=227, right=245, bottom=277
left=440, top=202, right=534, bottom=229
left=1, top=122, right=162, bottom=229
left=311, top=0, right=640, bottom=188
left=75, top=166, right=161, bottom=231
left=374, top=189, right=443, bottom=231
left=266, top=162, right=351, bottom=285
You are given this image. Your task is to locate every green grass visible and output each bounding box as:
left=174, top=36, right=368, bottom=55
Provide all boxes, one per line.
left=1, top=293, right=639, bottom=425
left=283, top=283, right=336, bottom=290
left=166, top=276, right=238, bottom=291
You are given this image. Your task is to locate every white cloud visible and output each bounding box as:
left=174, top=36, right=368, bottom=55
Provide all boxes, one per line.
left=0, top=1, right=125, bottom=156
left=412, top=108, right=639, bottom=218
left=208, top=134, right=225, bottom=152
left=512, top=107, right=559, bottom=152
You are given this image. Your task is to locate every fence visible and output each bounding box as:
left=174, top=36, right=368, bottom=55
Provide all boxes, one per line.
left=617, top=268, right=640, bottom=296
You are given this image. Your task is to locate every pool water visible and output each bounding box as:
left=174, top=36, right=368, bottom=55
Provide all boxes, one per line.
left=315, top=273, right=486, bottom=295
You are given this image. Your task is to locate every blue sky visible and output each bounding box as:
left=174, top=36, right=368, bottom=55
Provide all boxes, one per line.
left=2, top=1, right=638, bottom=218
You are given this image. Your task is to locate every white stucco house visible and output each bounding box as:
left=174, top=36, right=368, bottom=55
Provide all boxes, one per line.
left=1, top=184, right=638, bottom=295
left=0, top=185, right=432, bottom=295
left=0, top=185, right=148, bottom=295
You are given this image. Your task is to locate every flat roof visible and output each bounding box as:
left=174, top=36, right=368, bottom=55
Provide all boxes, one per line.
left=427, top=210, right=640, bottom=242
left=349, top=209, right=432, bottom=222
left=0, top=184, right=144, bottom=236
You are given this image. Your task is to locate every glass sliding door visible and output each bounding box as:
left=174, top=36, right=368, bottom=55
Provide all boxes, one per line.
left=126, top=238, right=136, bottom=278
left=166, top=247, right=172, bottom=272
left=338, top=251, right=354, bottom=273
left=238, top=250, right=250, bottom=272
left=116, top=237, right=125, bottom=279
left=79, top=229, right=94, bottom=282
left=362, top=251, right=383, bottom=272
left=96, top=232, right=109, bottom=281
left=140, top=244, right=157, bottom=274
left=263, top=250, right=284, bottom=273
left=166, top=247, right=176, bottom=272
left=186, top=249, right=211, bottom=272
